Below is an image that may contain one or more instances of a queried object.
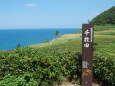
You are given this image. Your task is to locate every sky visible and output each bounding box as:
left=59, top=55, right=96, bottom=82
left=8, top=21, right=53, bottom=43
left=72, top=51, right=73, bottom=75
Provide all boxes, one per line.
left=0, top=0, right=115, bottom=29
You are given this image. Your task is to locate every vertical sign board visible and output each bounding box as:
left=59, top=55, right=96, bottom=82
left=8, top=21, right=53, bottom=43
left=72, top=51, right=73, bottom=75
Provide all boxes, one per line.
left=81, top=24, right=94, bottom=86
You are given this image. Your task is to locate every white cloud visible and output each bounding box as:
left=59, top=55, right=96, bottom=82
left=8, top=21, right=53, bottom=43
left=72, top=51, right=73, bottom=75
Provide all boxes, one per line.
left=25, top=4, right=37, bottom=7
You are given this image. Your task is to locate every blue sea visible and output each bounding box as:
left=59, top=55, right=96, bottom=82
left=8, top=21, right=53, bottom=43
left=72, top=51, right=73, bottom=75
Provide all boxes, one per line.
left=0, top=28, right=80, bottom=50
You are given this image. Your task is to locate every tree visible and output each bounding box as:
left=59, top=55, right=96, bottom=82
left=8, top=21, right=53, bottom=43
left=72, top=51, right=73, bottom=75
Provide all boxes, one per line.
left=91, top=6, right=115, bottom=25
left=16, top=43, right=21, bottom=49
left=55, top=30, right=60, bottom=37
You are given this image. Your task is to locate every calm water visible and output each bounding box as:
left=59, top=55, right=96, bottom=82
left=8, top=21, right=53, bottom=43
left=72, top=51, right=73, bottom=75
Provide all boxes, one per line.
left=0, top=28, right=80, bottom=50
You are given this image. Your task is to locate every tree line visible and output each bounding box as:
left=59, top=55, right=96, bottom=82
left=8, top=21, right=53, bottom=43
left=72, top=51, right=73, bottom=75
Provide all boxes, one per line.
left=91, top=6, right=115, bottom=25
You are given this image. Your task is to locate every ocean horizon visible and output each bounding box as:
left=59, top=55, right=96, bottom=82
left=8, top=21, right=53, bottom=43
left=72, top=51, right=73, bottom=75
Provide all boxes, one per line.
left=0, top=28, right=80, bottom=50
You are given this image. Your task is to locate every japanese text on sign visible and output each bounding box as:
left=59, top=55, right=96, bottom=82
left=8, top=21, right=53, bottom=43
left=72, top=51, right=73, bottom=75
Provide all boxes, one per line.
left=83, top=27, right=93, bottom=48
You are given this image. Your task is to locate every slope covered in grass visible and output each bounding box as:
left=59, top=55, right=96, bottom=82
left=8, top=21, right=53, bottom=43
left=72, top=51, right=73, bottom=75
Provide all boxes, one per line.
left=30, top=24, right=115, bottom=57
left=29, top=25, right=115, bottom=85
left=0, top=25, right=115, bottom=86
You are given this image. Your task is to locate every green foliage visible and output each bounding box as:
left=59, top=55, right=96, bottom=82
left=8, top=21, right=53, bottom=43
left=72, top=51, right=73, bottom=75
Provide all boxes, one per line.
left=16, top=43, right=21, bottom=49
left=0, top=47, right=81, bottom=85
left=91, top=6, right=115, bottom=25
left=55, top=30, right=60, bottom=37
left=0, top=44, right=114, bottom=85
left=93, top=53, right=115, bottom=86
left=0, top=73, right=38, bottom=86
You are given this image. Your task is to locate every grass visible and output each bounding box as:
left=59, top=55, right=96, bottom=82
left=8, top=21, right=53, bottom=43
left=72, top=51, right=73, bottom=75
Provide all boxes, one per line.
left=30, top=24, right=115, bottom=57
left=94, top=24, right=115, bottom=31
left=94, top=36, right=115, bottom=56
left=95, top=31, right=115, bottom=35
left=30, top=34, right=82, bottom=55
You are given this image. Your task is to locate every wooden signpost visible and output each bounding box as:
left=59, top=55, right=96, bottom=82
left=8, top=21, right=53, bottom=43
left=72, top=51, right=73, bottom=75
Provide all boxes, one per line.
left=81, top=24, right=94, bottom=86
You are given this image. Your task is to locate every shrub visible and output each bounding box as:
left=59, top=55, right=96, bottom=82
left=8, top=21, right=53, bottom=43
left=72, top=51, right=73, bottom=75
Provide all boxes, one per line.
left=93, top=53, right=115, bottom=86
left=0, top=47, right=114, bottom=85
left=0, top=47, right=81, bottom=85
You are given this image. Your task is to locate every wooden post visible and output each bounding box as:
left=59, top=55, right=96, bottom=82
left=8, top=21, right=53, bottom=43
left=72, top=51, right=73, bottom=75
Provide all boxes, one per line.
left=81, top=24, right=94, bottom=86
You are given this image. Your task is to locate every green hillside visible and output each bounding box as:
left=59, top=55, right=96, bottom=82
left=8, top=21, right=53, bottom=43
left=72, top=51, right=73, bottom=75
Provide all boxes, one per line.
left=0, top=25, right=115, bottom=86
left=91, top=6, right=115, bottom=25
left=30, top=25, right=115, bottom=86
